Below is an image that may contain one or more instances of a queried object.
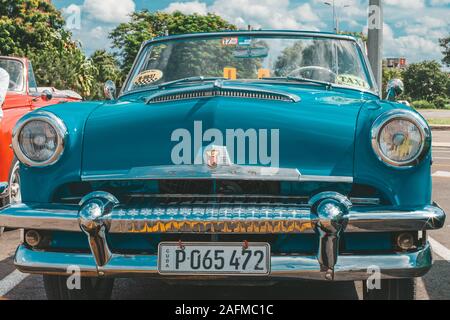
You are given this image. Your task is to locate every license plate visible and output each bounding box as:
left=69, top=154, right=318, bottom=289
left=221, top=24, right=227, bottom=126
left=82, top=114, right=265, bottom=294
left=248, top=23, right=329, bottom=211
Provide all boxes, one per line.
left=158, top=242, right=271, bottom=275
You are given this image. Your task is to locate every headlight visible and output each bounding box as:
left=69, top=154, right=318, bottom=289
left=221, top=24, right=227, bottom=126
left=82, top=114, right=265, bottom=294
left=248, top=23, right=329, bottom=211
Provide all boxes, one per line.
left=12, top=111, right=67, bottom=167
left=371, top=110, right=431, bottom=167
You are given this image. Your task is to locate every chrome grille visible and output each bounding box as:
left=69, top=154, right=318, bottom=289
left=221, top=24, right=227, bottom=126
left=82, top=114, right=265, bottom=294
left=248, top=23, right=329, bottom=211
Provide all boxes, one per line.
left=147, top=89, right=294, bottom=103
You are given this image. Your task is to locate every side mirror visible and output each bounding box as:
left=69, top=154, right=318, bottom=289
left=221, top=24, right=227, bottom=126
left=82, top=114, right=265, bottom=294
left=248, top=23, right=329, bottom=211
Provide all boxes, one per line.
left=386, top=79, right=404, bottom=101
left=104, top=80, right=116, bottom=100
left=41, top=89, right=53, bottom=102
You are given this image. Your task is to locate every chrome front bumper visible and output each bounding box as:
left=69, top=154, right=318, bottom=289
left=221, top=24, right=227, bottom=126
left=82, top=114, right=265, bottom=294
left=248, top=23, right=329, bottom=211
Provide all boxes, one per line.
left=0, top=191, right=445, bottom=281
left=0, top=201, right=445, bottom=234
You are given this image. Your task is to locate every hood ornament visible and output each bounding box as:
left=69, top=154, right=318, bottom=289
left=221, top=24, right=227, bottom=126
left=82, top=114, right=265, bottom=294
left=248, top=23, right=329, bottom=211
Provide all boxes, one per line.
left=206, top=149, right=220, bottom=169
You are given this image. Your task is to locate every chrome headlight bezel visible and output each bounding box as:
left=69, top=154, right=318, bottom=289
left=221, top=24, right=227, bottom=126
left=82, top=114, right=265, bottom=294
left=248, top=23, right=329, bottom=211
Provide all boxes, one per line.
left=12, top=111, right=67, bottom=167
left=371, top=110, right=431, bottom=168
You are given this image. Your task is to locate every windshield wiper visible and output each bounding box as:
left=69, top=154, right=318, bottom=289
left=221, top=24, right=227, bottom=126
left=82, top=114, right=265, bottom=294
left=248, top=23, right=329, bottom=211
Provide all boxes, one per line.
left=262, top=76, right=333, bottom=90
left=156, top=76, right=226, bottom=90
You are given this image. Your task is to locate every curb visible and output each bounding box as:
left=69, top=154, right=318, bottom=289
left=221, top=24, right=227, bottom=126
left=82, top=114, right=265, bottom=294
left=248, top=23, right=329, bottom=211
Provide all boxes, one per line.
left=433, top=143, right=450, bottom=148
left=431, top=125, right=450, bottom=131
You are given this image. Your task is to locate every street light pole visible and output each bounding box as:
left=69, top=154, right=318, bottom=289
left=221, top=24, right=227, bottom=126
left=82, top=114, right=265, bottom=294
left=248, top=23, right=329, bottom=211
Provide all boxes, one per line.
left=336, top=4, right=350, bottom=33
left=324, top=1, right=337, bottom=32
left=325, top=1, right=350, bottom=33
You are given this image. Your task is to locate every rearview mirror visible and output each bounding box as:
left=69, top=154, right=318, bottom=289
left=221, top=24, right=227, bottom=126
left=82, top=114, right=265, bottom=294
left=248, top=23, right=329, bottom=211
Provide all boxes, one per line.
left=386, top=79, right=404, bottom=101
left=233, top=46, right=269, bottom=59
left=104, top=80, right=116, bottom=100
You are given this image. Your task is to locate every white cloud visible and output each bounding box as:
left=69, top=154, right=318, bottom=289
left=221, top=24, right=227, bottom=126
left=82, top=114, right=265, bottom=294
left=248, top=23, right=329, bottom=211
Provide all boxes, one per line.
left=163, top=0, right=326, bottom=30
left=383, top=23, right=442, bottom=62
left=164, top=1, right=208, bottom=15
left=70, top=24, right=113, bottom=55
left=83, top=0, right=135, bottom=24
left=294, top=4, right=320, bottom=22
left=429, top=0, right=450, bottom=5
left=384, top=0, right=425, bottom=9
left=420, top=16, right=447, bottom=29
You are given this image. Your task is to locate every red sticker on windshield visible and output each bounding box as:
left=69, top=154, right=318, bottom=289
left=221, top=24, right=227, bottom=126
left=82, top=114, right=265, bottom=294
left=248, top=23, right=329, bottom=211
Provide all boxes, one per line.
left=221, top=37, right=238, bottom=46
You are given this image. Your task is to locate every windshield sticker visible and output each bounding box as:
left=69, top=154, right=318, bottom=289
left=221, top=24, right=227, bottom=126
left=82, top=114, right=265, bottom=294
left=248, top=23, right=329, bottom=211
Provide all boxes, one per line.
left=221, top=37, right=239, bottom=46
left=238, top=37, right=252, bottom=46
left=223, top=67, right=237, bottom=80
left=258, top=68, right=271, bottom=79
left=133, top=70, right=163, bottom=87
left=336, top=74, right=370, bottom=89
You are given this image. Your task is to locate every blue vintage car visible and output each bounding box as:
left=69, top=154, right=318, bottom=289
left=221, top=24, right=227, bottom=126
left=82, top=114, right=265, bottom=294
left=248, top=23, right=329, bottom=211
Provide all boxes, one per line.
left=0, top=30, right=446, bottom=300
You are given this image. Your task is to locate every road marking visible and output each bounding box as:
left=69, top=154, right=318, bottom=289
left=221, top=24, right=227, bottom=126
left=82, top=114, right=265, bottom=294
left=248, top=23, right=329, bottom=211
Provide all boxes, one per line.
left=429, top=237, right=450, bottom=262
left=0, top=270, right=29, bottom=297
left=432, top=171, right=450, bottom=178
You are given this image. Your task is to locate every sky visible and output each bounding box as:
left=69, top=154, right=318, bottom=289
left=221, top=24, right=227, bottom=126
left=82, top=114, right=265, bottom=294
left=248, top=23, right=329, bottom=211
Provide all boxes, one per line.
left=53, top=0, right=450, bottom=64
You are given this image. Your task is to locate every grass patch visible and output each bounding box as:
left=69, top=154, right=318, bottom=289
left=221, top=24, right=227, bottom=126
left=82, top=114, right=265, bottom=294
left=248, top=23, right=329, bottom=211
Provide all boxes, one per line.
left=427, top=118, right=450, bottom=125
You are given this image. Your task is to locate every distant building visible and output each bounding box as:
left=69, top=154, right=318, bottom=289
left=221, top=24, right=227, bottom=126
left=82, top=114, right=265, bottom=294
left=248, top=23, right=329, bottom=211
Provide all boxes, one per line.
left=383, top=58, right=407, bottom=69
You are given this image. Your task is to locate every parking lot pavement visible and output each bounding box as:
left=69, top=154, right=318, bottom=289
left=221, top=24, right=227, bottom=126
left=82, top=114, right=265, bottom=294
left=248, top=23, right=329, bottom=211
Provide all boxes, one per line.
left=1, top=142, right=450, bottom=300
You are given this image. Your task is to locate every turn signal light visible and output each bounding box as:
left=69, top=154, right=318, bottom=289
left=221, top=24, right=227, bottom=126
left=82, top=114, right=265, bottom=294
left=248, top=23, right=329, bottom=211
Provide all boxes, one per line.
left=25, top=230, right=42, bottom=247
left=396, top=233, right=415, bottom=251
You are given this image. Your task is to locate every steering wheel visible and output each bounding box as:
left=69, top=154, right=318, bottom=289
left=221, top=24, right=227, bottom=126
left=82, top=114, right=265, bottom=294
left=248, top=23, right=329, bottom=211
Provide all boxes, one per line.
left=287, top=66, right=337, bottom=82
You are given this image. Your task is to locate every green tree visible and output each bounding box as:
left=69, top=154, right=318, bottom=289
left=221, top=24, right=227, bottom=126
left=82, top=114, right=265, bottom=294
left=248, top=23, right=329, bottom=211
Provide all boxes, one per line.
left=402, top=61, right=449, bottom=102
left=0, top=0, right=94, bottom=97
left=440, top=36, right=450, bottom=67
left=89, top=50, right=122, bottom=100
left=110, top=11, right=237, bottom=77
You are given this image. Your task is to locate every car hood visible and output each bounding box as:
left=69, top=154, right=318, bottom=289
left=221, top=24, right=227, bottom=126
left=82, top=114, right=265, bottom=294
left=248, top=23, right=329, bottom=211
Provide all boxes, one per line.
left=81, top=84, right=371, bottom=179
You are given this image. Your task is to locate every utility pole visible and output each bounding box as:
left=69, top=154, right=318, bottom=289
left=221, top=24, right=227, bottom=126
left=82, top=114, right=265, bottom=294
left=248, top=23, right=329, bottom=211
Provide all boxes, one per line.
left=367, top=0, right=383, bottom=94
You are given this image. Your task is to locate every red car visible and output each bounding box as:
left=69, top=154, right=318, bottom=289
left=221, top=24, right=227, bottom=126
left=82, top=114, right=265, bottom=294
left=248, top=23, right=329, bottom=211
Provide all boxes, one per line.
left=0, top=56, right=82, bottom=207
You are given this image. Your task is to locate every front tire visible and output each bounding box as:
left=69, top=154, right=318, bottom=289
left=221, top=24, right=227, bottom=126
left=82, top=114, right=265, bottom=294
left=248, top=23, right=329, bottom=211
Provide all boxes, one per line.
left=363, top=278, right=416, bottom=300
left=43, top=275, right=114, bottom=300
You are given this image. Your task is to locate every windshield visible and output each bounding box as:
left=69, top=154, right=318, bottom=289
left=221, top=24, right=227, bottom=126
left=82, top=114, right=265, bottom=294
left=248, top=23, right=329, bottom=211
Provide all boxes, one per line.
left=125, top=34, right=374, bottom=94
left=0, top=58, right=24, bottom=92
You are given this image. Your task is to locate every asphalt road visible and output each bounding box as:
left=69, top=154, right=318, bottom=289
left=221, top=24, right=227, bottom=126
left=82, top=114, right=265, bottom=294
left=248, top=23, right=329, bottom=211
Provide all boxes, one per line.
left=1, top=135, right=450, bottom=300
left=419, top=109, right=450, bottom=120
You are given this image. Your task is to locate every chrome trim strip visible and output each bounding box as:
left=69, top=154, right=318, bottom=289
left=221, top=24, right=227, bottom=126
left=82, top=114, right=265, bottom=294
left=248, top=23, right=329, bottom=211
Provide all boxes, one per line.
left=81, top=165, right=353, bottom=183
left=145, top=82, right=301, bottom=104
left=0, top=203, right=445, bottom=233
left=57, top=195, right=380, bottom=206
left=14, top=243, right=432, bottom=281
left=350, top=197, right=380, bottom=205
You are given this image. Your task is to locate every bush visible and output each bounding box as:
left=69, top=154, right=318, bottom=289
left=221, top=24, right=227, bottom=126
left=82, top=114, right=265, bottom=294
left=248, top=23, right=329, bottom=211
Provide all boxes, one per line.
left=411, top=100, right=436, bottom=109
left=433, top=96, right=450, bottom=109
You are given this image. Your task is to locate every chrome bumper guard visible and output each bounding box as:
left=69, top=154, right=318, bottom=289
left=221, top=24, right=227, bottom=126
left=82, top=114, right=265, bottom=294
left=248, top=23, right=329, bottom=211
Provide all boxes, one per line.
left=1, top=191, right=445, bottom=280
